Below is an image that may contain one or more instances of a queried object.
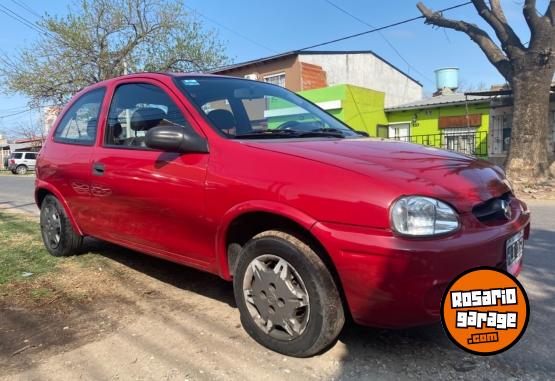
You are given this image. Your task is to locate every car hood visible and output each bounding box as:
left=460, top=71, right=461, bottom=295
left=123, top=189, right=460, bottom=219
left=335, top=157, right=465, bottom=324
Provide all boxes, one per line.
left=241, top=138, right=510, bottom=212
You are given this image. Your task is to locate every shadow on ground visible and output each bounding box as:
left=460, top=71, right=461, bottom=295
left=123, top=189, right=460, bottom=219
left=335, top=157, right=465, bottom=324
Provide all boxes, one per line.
left=2, top=224, right=553, bottom=379
left=81, top=238, right=236, bottom=308
left=85, top=225, right=555, bottom=380
left=333, top=227, right=555, bottom=380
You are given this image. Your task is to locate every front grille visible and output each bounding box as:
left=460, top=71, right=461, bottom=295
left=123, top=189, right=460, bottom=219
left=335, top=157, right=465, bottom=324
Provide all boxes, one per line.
left=472, top=192, right=513, bottom=222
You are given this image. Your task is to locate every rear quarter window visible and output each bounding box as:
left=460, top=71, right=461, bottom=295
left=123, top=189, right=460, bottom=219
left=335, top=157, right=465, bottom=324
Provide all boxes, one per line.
left=11, top=153, right=23, bottom=159
left=54, top=87, right=106, bottom=145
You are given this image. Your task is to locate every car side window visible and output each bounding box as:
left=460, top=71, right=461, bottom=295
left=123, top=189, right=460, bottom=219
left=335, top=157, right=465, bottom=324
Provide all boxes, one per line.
left=25, top=153, right=37, bottom=160
left=53, top=88, right=106, bottom=145
left=104, top=83, right=192, bottom=149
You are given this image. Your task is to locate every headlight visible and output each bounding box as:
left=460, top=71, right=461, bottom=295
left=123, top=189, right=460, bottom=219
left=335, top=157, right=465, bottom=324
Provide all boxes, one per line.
left=390, top=196, right=459, bottom=236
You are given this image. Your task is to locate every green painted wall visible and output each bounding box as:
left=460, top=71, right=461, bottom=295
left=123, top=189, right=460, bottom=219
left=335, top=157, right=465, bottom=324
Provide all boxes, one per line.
left=298, top=84, right=388, bottom=135
left=386, top=103, right=490, bottom=155
left=297, top=84, right=491, bottom=158
left=386, top=103, right=490, bottom=136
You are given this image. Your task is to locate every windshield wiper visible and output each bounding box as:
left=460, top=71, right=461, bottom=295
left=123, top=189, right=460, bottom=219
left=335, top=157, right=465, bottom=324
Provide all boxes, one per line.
left=234, top=130, right=300, bottom=139
left=297, top=130, right=345, bottom=138
left=235, top=129, right=345, bottom=139
left=308, top=128, right=364, bottom=137
left=309, top=128, right=345, bottom=134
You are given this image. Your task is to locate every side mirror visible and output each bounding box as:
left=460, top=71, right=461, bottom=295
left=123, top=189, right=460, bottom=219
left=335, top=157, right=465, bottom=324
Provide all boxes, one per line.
left=145, top=126, right=208, bottom=153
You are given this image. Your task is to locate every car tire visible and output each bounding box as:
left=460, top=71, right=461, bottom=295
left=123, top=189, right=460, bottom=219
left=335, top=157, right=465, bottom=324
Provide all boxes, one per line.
left=15, top=165, right=28, bottom=175
left=40, top=194, right=83, bottom=257
left=233, top=230, right=345, bottom=357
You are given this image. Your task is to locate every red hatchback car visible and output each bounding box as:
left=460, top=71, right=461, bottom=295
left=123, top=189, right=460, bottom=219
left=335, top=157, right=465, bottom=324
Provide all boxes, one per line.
left=36, top=73, right=530, bottom=357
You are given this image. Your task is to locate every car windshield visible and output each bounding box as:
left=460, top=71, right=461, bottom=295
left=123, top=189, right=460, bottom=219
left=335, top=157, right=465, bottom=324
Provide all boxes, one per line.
left=176, top=76, right=359, bottom=139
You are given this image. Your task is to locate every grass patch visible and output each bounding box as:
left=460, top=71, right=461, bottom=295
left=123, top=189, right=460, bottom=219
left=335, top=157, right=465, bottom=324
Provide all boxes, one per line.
left=0, top=211, right=59, bottom=285
left=30, top=287, right=56, bottom=300
left=0, top=211, right=109, bottom=287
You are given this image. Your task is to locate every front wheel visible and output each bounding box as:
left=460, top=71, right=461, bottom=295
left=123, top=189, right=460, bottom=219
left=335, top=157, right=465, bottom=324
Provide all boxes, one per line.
left=40, top=195, right=83, bottom=257
left=233, top=230, right=345, bottom=357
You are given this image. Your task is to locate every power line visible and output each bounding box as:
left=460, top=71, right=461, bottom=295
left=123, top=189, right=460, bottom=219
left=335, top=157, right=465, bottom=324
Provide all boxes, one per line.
left=10, top=0, right=42, bottom=19
left=0, top=108, right=36, bottom=119
left=183, top=5, right=277, bottom=54
left=0, top=106, right=31, bottom=113
left=0, top=4, right=46, bottom=35
left=0, top=104, right=56, bottom=119
left=297, top=2, right=472, bottom=51
left=323, top=0, right=434, bottom=85
left=0, top=3, right=82, bottom=55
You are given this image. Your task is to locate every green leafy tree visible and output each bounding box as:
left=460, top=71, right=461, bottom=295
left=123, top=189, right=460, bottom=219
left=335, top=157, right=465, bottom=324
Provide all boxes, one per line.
left=0, top=0, right=228, bottom=106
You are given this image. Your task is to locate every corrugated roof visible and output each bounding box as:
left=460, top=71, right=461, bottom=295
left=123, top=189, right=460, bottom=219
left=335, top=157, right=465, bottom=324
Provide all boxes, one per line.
left=465, top=83, right=555, bottom=97
left=385, top=93, right=492, bottom=112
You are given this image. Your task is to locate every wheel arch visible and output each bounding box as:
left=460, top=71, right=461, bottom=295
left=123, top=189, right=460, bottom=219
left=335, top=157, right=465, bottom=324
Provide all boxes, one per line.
left=35, top=182, right=83, bottom=236
left=217, top=201, right=343, bottom=292
left=218, top=202, right=350, bottom=322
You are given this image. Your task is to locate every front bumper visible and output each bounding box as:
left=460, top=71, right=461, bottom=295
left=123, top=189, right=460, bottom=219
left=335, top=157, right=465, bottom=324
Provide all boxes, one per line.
left=311, top=199, right=531, bottom=328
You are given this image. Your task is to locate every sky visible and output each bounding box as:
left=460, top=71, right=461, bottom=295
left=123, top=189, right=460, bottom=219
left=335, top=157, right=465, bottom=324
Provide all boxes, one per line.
left=0, top=0, right=551, bottom=135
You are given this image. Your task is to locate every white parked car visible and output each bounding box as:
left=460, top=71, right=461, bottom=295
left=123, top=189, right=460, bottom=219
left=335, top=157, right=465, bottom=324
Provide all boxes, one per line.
left=8, top=151, right=38, bottom=175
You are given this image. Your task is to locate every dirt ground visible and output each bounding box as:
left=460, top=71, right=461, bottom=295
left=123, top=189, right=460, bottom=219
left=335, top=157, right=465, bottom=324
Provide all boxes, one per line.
left=1, top=239, right=343, bottom=381
left=1, top=200, right=555, bottom=380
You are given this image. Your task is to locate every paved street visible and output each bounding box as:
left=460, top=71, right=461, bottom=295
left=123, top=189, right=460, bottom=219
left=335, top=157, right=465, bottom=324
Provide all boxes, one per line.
left=0, top=174, right=38, bottom=215
left=1, top=175, right=554, bottom=379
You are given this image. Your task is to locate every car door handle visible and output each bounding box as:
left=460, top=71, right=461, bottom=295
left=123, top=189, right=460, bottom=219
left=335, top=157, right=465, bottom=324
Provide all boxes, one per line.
left=92, top=162, right=105, bottom=176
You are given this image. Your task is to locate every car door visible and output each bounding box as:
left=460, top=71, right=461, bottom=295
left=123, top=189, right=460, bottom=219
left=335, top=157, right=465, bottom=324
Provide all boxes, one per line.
left=24, top=152, right=37, bottom=170
left=88, top=79, right=211, bottom=265
left=41, top=87, right=107, bottom=234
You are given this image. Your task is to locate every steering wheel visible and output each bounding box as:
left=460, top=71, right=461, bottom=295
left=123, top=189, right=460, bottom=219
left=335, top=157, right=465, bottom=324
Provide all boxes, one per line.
left=276, top=120, right=301, bottom=130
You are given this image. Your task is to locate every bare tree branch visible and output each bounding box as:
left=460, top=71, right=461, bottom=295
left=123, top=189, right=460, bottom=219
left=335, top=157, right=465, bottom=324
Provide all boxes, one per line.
left=546, top=0, right=555, bottom=25
left=472, top=0, right=524, bottom=55
left=489, top=0, right=507, bottom=23
left=418, top=0, right=555, bottom=180
left=416, top=2, right=513, bottom=79
left=523, top=0, right=541, bottom=30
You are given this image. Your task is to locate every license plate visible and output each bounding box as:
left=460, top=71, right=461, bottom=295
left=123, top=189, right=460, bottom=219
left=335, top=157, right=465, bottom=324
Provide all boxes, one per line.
left=506, top=230, right=524, bottom=274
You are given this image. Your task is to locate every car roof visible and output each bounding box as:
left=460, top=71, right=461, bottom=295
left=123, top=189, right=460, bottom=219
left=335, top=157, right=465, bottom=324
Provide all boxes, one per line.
left=76, top=72, right=227, bottom=97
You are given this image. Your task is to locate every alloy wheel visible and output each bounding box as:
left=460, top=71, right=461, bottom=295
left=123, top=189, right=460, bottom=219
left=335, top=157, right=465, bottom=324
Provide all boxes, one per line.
left=42, top=204, right=62, bottom=250
left=242, top=254, right=310, bottom=341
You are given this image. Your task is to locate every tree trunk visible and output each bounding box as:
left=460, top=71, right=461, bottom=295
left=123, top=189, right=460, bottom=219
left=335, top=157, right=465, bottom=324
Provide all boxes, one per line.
left=504, top=69, right=553, bottom=182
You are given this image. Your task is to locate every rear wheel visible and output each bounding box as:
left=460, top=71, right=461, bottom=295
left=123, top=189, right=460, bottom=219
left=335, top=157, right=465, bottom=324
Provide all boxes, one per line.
left=40, top=195, right=83, bottom=257
left=15, top=165, right=27, bottom=175
left=233, top=230, right=344, bottom=357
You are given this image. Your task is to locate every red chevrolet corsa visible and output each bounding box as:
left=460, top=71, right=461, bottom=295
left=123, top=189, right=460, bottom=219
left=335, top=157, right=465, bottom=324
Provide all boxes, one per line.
left=36, top=73, right=530, bottom=357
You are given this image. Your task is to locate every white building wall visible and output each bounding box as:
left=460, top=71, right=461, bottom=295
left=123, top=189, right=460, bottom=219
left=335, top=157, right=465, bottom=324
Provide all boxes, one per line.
left=298, top=53, right=422, bottom=108
left=43, top=106, right=61, bottom=135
